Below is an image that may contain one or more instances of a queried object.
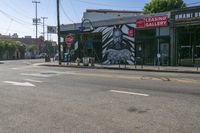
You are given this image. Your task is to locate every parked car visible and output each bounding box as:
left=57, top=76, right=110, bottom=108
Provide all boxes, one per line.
left=39, top=53, right=47, bottom=58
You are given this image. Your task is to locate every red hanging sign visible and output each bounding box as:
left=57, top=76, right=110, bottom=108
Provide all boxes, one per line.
left=136, top=16, right=168, bottom=28
left=128, top=29, right=134, bottom=37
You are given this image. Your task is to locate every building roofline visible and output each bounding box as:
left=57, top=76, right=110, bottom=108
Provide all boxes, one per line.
left=61, top=11, right=170, bottom=32
left=171, top=5, right=200, bottom=13
left=86, top=9, right=143, bottom=13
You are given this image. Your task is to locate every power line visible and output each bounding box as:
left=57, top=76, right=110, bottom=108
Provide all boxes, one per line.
left=1, top=0, right=32, bottom=19
left=5, top=19, right=13, bottom=35
left=60, top=0, right=74, bottom=23
left=0, top=9, right=32, bottom=26
left=74, top=0, right=142, bottom=9
left=69, top=0, right=80, bottom=21
left=186, top=2, right=200, bottom=6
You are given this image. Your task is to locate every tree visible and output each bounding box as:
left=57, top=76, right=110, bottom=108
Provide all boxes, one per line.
left=0, top=40, right=25, bottom=59
left=0, top=41, right=5, bottom=59
left=15, top=41, right=26, bottom=59
left=26, top=44, right=37, bottom=54
left=143, top=0, right=186, bottom=14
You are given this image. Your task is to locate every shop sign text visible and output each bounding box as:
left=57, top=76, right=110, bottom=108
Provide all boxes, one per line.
left=175, top=11, right=200, bottom=21
left=136, top=16, right=168, bottom=28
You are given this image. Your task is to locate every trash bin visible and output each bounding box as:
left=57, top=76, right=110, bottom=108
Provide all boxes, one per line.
left=90, top=57, right=95, bottom=67
left=64, top=53, right=70, bottom=62
left=83, top=57, right=89, bottom=66
left=45, top=55, right=51, bottom=62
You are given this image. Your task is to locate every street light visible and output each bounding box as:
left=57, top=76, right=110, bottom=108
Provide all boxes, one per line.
left=79, top=18, right=94, bottom=32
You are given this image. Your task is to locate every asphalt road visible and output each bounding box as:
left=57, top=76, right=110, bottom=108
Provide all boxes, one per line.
left=0, top=59, right=200, bottom=133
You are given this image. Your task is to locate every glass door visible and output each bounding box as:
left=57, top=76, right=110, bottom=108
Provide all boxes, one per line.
left=177, top=26, right=200, bottom=66
left=160, top=42, right=169, bottom=65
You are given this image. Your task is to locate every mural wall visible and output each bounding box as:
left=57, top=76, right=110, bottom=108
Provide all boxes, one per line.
left=93, top=24, right=136, bottom=65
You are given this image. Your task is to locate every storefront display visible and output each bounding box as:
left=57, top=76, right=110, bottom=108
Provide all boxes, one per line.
left=135, top=15, right=170, bottom=66
left=172, top=6, right=200, bottom=66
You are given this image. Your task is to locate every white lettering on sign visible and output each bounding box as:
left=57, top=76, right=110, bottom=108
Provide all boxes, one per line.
left=175, top=11, right=200, bottom=21
left=136, top=15, right=168, bottom=28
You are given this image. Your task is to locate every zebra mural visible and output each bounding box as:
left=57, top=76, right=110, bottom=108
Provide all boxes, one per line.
left=93, top=24, right=136, bottom=65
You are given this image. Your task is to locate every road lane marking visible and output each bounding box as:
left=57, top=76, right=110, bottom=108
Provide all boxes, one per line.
left=3, top=81, right=35, bottom=87
left=21, top=73, right=51, bottom=77
left=110, top=90, right=149, bottom=97
left=24, top=79, right=43, bottom=83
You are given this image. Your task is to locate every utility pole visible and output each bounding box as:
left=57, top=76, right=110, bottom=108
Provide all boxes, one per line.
left=41, top=17, right=48, bottom=40
left=57, top=0, right=61, bottom=65
left=32, top=0, right=40, bottom=54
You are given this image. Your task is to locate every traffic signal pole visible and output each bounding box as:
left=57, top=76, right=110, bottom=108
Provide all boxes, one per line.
left=57, top=0, right=61, bottom=65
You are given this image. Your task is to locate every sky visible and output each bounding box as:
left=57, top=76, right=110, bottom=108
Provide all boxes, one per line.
left=0, top=0, right=199, bottom=41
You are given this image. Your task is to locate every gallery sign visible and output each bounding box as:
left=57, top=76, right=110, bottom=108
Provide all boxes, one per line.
left=136, top=16, right=168, bottom=28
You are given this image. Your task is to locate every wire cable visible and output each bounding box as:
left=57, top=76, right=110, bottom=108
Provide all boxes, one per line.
left=74, top=0, right=142, bottom=9
left=5, top=19, right=13, bottom=35
left=2, top=0, right=32, bottom=19
left=60, top=0, right=75, bottom=23
left=69, top=0, right=80, bottom=21
left=0, top=9, right=32, bottom=26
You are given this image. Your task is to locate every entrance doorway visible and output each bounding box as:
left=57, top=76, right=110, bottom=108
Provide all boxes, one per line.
left=136, top=38, right=156, bottom=65
left=136, top=29, right=170, bottom=66
left=159, top=37, right=170, bottom=65
left=177, top=26, right=200, bottom=66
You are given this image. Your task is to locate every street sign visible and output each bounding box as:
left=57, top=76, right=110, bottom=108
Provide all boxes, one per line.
left=65, top=35, right=73, bottom=46
left=32, top=18, right=41, bottom=25
left=47, top=26, right=57, bottom=34
left=128, top=29, right=134, bottom=37
left=79, top=27, right=85, bottom=32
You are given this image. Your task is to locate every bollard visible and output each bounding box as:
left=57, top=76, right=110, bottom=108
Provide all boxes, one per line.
left=90, top=57, right=95, bottom=67
left=76, top=58, right=80, bottom=66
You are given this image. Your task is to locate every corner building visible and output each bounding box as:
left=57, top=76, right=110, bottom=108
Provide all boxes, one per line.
left=60, top=6, right=200, bottom=66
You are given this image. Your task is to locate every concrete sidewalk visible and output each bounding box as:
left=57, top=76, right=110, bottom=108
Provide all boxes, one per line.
left=39, top=61, right=200, bottom=74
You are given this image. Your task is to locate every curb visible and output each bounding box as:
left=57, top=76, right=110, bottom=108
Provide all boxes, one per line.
left=39, top=64, right=200, bottom=74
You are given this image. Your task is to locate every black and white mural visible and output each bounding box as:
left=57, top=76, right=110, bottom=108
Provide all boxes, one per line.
left=93, top=24, right=135, bottom=65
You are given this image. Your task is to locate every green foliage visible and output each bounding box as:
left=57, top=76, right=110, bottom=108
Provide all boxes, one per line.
left=0, top=40, right=25, bottom=59
left=144, top=0, right=186, bottom=14
left=26, top=44, right=37, bottom=53
left=44, top=41, right=55, bottom=57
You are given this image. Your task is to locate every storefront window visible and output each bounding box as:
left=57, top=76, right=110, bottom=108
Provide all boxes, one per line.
left=177, top=26, right=200, bottom=66
left=136, top=29, right=156, bottom=65
left=136, top=28, right=170, bottom=66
